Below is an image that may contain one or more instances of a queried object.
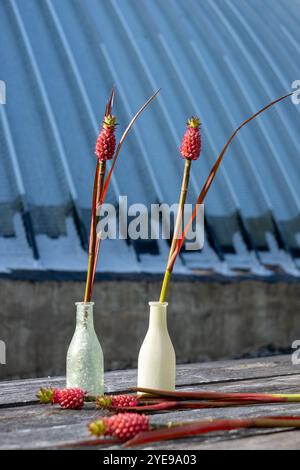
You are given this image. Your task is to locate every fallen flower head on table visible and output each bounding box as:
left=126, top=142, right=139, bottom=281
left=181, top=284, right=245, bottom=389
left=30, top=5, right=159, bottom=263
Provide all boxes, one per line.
left=36, top=387, right=300, bottom=447
left=87, top=413, right=300, bottom=448
left=37, top=386, right=300, bottom=411
left=37, top=387, right=86, bottom=409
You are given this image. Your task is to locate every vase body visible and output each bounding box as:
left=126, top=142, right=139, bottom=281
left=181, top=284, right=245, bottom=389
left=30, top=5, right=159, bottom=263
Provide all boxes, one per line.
left=137, top=301, right=176, bottom=391
left=66, top=302, right=104, bottom=395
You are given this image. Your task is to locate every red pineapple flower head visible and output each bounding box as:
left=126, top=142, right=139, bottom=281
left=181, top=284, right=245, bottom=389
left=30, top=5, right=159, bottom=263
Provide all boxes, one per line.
left=96, top=394, right=138, bottom=409
left=59, top=387, right=86, bottom=410
left=180, top=116, right=201, bottom=161
left=89, top=413, right=149, bottom=440
left=52, top=388, right=62, bottom=404
left=95, top=114, right=117, bottom=162
left=111, top=394, right=138, bottom=408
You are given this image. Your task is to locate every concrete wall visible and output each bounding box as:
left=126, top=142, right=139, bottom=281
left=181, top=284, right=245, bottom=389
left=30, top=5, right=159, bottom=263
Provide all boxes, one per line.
left=0, top=278, right=299, bottom=379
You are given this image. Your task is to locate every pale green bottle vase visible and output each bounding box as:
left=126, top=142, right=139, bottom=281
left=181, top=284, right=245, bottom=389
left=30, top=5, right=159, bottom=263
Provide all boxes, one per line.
left=66, top=302, right=104, bottom=395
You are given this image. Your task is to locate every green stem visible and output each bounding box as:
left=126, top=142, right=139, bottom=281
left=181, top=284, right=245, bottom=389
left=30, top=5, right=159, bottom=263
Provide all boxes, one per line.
left=159, top=269, right=171, bottom=303
left=159, top=159, right=192, bottom=303
left=168, top=159, right=191, bottom=263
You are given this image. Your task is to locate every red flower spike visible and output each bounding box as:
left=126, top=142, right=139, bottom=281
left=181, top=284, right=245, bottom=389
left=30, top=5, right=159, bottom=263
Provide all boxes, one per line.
left=95, top=114, right=117, bottom=161
left=112, top=394, right=138, bottom=408
left=59, top=387, right=86, bottom=410
left=89, top=413, right=149, bottom=440
left=52, top=388, right=62, bottom=404
left=180, top=116, right=201, bottom=161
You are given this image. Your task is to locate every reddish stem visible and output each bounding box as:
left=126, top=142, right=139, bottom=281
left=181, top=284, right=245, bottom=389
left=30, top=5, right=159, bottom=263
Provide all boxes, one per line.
left=125, top=416, right=300, bottom=447
left=112, top=398, right=285, bottom=412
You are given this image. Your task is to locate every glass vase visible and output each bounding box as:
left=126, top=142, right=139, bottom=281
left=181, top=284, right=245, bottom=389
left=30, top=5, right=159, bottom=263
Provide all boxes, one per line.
left=137, top=301, right=176, bottom=391
left=66, top=302, right=104, bottom=395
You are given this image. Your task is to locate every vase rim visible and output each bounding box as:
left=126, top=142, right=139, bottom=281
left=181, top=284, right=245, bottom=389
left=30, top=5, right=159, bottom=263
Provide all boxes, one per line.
left=148, top=301, right=168, bottom=307
left=75, top=301, right=95, bottom=306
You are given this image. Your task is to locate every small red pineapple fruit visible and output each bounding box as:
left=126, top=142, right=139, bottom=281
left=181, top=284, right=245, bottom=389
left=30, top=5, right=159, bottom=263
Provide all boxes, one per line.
left=36, top=387, right=61, bottom=405
left=180, top=116, right=201, bottom=161
left=89, top=413, right=149, bottom=440
left=95, top=114, right=117, bottom=161
left=111, top=394, right=138, bottom=408
left=96, top=394, right=138, bottom=409
left=59, top=387, right=86, bottom=410
left=52, top=389, right=62, bottom=404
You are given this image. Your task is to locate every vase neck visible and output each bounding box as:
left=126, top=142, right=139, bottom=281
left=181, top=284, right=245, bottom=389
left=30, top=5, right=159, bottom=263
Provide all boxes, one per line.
left=148, top=302, right=168, bottom=329
left=75, top=302, right=94, bottom=329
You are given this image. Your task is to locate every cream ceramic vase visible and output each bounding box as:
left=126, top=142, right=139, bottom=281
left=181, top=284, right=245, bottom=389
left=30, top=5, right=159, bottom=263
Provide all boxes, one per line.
left=137, top=301, right=176, bottom=391
left=66, top=302, right=104, bottom=395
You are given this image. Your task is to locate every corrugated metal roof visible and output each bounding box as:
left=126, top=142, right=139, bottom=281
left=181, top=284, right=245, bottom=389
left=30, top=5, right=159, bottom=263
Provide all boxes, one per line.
left=1, top=0, right=300, bottom=278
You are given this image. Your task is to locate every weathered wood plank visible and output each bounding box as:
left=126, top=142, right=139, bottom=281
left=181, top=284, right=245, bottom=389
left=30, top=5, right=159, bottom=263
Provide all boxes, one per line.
left=123, top=428, right=299, bottom=451
left=0, top=405, right=104, bottom=450
left=1, top=379, right=300, bottom=449
left=2, top=401, right=300, bottom=450
left=1, top=355, right=300, bottom=449
left=181, top=429, right=300, bottom=450
left=0, top=355, right=297, bottom=406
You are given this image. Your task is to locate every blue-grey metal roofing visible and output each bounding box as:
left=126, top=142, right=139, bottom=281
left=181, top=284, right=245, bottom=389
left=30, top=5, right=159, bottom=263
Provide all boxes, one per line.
left=0, top=0, right=300, bottom=278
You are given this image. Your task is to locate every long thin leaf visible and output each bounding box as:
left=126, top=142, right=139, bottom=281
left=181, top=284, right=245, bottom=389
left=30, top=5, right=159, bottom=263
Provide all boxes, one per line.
left=105, top=87, right=115, bottom=116
left=84, top=88, right=114, bottom=301
left=100, top=89, right=160, bottom=206
left=167, top=92, right=293, bottom=271
left=87, top=88, right=158, bottom=299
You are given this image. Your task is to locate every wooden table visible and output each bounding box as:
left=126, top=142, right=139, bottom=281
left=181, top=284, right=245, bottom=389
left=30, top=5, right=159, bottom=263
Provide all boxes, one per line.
left=1, top=354, right=300, bottom=450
